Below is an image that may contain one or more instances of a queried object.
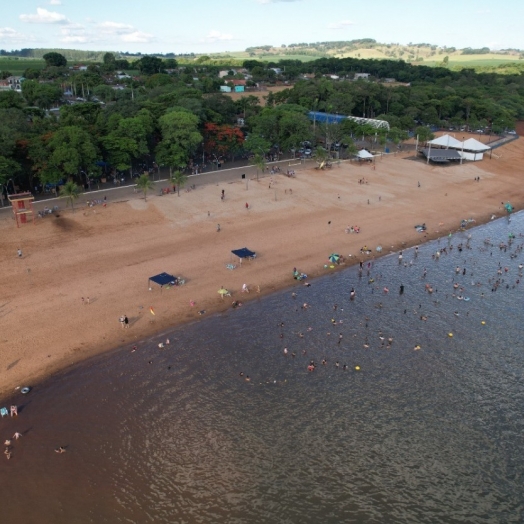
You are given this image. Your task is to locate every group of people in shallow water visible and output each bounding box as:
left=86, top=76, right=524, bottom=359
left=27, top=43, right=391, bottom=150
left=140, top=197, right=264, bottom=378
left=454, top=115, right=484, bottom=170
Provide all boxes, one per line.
left=3, top=408, right=67, bottom=460
left=235, top=227, right=523, bottom=382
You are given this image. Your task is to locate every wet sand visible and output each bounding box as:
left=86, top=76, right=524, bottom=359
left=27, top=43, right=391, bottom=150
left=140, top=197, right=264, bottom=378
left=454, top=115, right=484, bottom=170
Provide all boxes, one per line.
left=1, top=137, right=523, bottom=397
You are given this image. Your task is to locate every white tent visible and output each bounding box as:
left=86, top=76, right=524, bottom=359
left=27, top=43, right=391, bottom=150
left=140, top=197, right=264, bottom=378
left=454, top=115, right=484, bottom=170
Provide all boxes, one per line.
left=460, top=138, right=491, bottom=152
left=357, top=149, right=374, bottom=159
left=428, top=134, right=463, bottom=148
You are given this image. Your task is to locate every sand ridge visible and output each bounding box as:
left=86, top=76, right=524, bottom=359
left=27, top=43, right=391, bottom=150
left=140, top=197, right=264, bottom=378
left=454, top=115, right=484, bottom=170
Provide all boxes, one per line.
left=1, top=141, right=523, bottom=397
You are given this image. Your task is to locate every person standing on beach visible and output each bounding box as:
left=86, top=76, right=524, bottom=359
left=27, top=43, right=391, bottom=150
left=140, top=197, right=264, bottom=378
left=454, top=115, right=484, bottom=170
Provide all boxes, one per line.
left=17, top=248, right=22, bottom=258
left=124, top=315, right=129, bottom=328
left=119, top=316, right=125, bottom=329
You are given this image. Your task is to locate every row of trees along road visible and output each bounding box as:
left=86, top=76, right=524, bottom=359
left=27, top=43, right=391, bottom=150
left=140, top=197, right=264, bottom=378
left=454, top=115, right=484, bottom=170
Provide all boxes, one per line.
left=1, top=51, right=522, bottom=198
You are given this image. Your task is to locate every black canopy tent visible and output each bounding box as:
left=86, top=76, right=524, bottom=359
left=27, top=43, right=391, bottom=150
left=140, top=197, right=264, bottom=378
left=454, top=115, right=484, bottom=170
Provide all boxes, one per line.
left=420, top=148, right=462, bottom=163
left=148, top=272, right=178, bottom=289
left=231, top=247, right=256, bottom=266
left=231, top=248, right=256, bottom=259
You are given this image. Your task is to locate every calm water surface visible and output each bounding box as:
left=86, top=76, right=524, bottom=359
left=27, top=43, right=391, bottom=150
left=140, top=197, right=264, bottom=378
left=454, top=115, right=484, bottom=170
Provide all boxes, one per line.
left=1, top=214, right=524, bottom=524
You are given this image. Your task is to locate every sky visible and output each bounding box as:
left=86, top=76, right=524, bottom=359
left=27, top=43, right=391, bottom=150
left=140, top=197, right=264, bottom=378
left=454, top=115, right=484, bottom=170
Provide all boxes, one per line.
left=0, top=0, right=523, bottom=55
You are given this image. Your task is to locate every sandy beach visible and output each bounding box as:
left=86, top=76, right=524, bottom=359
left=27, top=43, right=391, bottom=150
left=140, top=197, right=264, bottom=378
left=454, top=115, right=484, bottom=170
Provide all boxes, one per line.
left=1, top=136, right=523, bottom=397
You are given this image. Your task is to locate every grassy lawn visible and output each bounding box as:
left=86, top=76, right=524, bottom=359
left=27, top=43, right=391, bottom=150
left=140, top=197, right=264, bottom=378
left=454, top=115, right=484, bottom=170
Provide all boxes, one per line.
left=0, top=57, right=46, bottom=74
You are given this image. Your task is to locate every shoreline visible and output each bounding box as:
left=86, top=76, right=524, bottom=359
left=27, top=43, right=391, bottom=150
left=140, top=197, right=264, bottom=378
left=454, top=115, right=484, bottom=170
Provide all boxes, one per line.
left=0, top=212, right=497, bottom=403
left=1, top=139, right=523, bottom=399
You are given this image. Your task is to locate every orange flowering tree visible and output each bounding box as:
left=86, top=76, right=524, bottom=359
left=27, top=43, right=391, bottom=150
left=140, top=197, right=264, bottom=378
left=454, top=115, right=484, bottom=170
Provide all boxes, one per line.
left=203, top=123, right=244, bottom=160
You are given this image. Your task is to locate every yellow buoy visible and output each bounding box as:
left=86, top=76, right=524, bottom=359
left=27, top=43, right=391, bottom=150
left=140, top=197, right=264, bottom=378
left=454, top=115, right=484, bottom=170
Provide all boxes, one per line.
left=355, top=365, right=360, bottom=371
left=481, top=321, right=486, bottom=325
left=414, top=345, right=421, bottom=350
left=448, top=333, right=453, bottom=337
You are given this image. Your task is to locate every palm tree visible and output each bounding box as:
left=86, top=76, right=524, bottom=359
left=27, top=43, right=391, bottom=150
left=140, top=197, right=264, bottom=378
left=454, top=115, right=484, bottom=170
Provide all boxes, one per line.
left=253, top=153, right=266, bottom=181
left=136, top=173, right=154, bottom=201
left=59, top=180, right=81, bottom=213
left=170, top=170, right=188, bottom=196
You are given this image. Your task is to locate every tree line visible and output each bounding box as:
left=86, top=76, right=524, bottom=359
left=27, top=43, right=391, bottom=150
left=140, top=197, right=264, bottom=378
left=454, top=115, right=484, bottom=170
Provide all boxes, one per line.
left=1, top=52, right=522, bottom=196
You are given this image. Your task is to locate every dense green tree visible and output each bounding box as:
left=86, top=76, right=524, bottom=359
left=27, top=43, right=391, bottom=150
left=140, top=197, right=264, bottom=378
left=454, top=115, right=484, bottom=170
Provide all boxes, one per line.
left=244, top=134, right=271, bottom=155
left=115, top=59, right=130, bottom=70
left=414, top=126, right=434, bottom=142
left=164, top=58, right=178, bottom=69
left=156, top=110, right=202, bottom=170
left=137, top=56, right=165, bottom=75
left=0, top=90, right=25, bottom=110
left=47, top=126, right=98, bottom=183
left=60, top=102, right=102, bottom=128
left=103, top=52, right=116, bottom=67
left=43, top=52, right=67, bottom=68
left=0, top=108, right=29, bottom=157
left=102, top=111, right=152, bottom=173
left=235, top=95, right=261, bottom=119
left=21, top=80, right=61, bottom=109
left=93, top=84, right=115, bottom=103
left=0, top=155, right=21, bottom=187
left=202, top=93, right=237, bottom=124
left=22, top=68, right=41, bottom=80
left=145, top=74, right=173, bottom=89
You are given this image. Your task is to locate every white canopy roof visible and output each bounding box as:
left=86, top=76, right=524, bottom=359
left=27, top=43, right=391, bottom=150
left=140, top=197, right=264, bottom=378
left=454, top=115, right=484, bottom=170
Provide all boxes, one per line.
left=461, top=138, right=491, bottom=151
left=428, top=134, right=463, bottom=148
left=357, top=149, right=374, bottom=159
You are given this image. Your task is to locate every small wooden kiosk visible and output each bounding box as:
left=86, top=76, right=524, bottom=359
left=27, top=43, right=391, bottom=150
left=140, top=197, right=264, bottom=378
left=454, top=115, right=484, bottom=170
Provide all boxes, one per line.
left=8, top=192, right=35, bottom=227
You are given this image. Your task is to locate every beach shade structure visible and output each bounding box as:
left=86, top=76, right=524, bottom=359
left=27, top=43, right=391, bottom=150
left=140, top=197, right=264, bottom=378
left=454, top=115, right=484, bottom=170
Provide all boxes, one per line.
left=420, top=148, right=462, bottom=163
left=427, top=134, right=463, bottom=148
left=231, top=248, right=256, bottom=259
left=357, top=150, right=374, bottom=160
left=328, top=253, right=340, bottom=264
left=376, top=246, right=383, bottom=252
left=231, top=247, right=256, bottom=265
left=148, top=272, right=178, bottom=289
left=505, top=202, right=513, bottom=214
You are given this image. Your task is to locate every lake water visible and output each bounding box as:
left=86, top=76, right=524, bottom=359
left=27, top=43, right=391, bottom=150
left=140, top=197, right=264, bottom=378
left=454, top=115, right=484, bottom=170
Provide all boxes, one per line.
left=1, top=214, right=524, bottom=524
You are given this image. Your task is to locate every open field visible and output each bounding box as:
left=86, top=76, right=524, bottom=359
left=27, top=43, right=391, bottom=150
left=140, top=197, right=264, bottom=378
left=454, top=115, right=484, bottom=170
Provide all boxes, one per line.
left=200, top=51, right=322, bottom=63
left=0, top=58, right=45, bottom=73
left=0, top=135, right=523, bottom=397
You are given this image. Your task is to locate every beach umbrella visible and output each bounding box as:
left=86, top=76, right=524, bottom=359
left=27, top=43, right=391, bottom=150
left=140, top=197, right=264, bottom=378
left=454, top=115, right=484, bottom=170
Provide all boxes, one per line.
left=376, top=246, right=383, bottom=252
left=218, top=288, right=229, bottom=295
left=328, top=253, right=340, bottom=263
